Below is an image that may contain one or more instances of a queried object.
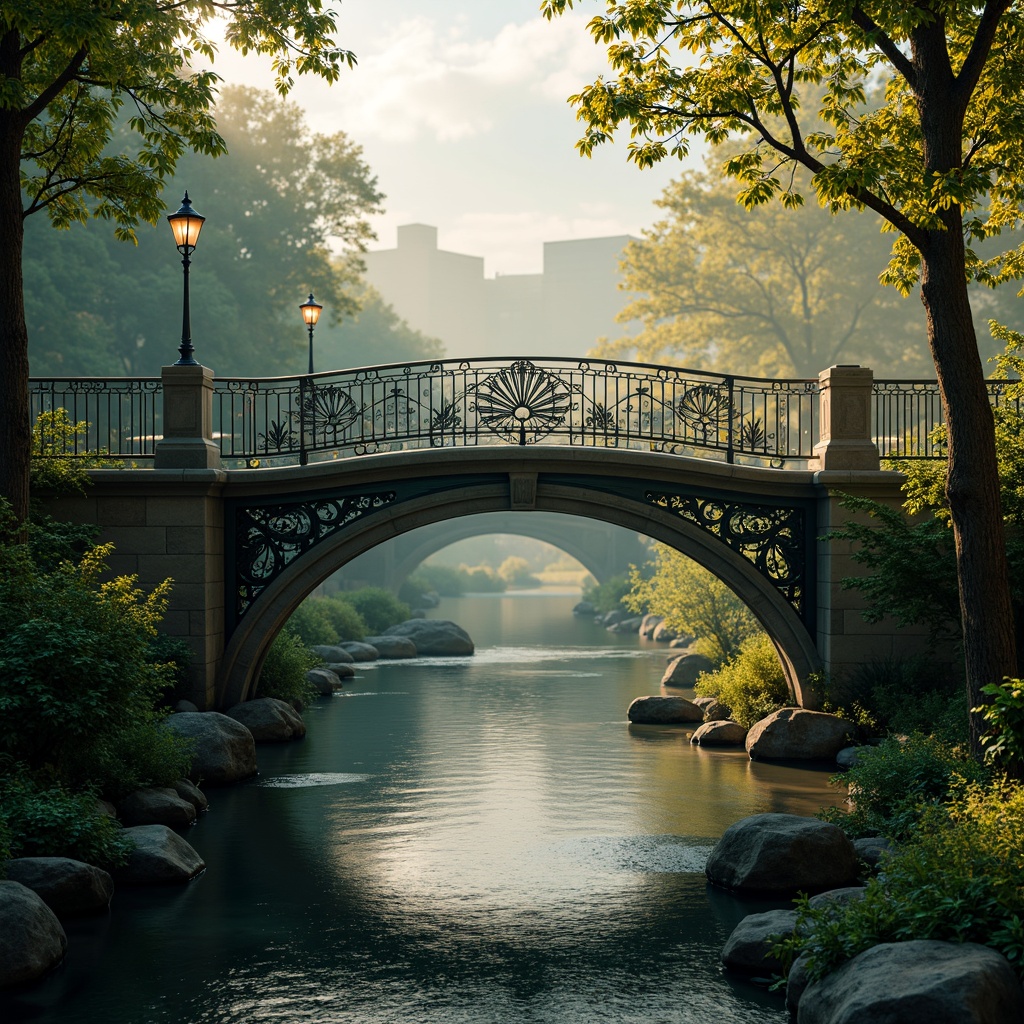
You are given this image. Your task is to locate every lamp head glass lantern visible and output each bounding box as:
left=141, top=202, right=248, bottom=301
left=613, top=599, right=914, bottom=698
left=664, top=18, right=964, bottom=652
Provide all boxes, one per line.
left=167, top=192, right=205, bottom=255
left=300, top=293, right=323, bottom=328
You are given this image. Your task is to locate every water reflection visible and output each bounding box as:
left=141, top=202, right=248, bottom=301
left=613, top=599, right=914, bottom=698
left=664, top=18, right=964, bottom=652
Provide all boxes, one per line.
left=2, top=592, right=844, bottom=1024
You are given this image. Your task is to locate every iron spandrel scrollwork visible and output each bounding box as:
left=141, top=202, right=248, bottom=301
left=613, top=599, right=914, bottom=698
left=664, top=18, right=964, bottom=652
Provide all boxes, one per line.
left=646, top=491, right=806, bottom=617
left=236, top=491, right=396, bottom=618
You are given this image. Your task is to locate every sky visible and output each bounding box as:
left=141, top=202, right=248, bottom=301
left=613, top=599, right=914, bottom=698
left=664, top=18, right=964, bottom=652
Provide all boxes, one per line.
left=210, top=0, right=693, bottom=276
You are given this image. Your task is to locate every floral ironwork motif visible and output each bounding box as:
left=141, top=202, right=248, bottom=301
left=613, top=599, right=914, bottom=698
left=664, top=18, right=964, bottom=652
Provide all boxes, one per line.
left=235, top=491, right=396, bottom=619
left=646, top=491, right=806, bottom=617
left=675, top=383, right=729, bottom=443
left=469, top=360, right=573, bottom=445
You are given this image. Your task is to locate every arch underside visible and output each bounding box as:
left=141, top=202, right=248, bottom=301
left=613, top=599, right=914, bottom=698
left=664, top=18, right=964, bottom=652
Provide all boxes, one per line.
left=341, top=511, right=649, bottom=591
left=221, top=466, right=819, bottom=708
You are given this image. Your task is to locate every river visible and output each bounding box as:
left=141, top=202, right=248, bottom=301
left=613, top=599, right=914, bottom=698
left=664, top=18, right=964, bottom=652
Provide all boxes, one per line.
left=3, top=591, right=845, bottom=1024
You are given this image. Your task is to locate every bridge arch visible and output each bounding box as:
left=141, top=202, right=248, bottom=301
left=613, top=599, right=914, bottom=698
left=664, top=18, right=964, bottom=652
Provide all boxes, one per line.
left=219, top=448, right=821, bottom=708
left=339, top=512, right=650, bottom=592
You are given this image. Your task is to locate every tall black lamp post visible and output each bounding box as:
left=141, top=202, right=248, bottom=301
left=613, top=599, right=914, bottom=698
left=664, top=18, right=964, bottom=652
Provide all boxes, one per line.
left=167, top=192, right=206, bottom=365
left=300, top=292, right=323, bottom=374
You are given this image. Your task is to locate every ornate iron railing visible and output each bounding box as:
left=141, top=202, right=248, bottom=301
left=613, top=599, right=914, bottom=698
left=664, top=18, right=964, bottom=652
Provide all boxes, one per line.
left=29, top=377, right=162, bottom=459
left=873, top=379, right=1022, bottom=459
left=213, top=358, right=821, bottom=467
left=27, top=362, right=1022, bottom=468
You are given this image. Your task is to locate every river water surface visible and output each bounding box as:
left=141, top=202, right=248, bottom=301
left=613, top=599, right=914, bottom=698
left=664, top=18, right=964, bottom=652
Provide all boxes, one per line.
left=4, top=592, right=844, bottom=1024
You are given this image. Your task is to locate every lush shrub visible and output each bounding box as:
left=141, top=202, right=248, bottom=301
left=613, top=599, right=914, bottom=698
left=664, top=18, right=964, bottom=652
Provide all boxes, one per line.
left=406, top=564, right=466, bottom=597
left=147, top=631, right=195, bottom=705
left=319, top=595, right=367, bottom=641
left=0, top=528, right=192, bottom=796
left=837, top=656, right=968, bottom=744
left=694, top=632, right=790, bottom=727
left=976, top=678, right=1024, bottom=776
left=344, top=587, right=410, bottom=634
left=780, top=779, right=1024, bottom=982
left=817, top=734, right=989, bottom=842
left=497, top=556, right=541, bottom=588
left=286, top=599, right=339, bottom=646
left=582, top=573, right=633, bottom=613
left=256, top=629, right=318, bottom=706
left=624, top=545, right=759, bottom=663
left=462, top=565, right=506, bottom=592
left=0, top=770, right=133, bottom=868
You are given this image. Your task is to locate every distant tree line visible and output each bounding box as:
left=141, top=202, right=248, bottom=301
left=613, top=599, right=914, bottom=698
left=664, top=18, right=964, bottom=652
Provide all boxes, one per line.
left=25, top=86, right=442, bottom=379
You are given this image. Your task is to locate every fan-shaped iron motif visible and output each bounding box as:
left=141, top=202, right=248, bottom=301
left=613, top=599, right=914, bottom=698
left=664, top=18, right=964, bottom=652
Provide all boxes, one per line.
left=298, top=383, right=361, bottom=441
left=235, top=492, right=396, bottom=619
left=674, top=383, right=729, bottom=443
left=469, top=360, right=572, bottom=445
left=646, top=491, right=805, bottom=617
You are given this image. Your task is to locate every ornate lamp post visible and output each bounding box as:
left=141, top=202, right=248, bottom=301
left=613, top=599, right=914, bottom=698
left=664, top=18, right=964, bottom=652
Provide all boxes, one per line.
left=167, top=192, right=206, bottom=365
left=300, top=292, right=323, bottom=374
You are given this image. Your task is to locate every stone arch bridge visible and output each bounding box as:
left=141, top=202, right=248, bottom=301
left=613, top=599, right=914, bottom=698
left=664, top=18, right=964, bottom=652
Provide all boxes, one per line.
left=33, top=357, right=949, bottom=709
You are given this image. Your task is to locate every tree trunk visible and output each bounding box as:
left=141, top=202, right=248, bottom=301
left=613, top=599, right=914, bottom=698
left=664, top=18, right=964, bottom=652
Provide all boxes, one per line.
left=920, top=224, right=1017, bottom=755
left=0, top=107, right=30, bottom=524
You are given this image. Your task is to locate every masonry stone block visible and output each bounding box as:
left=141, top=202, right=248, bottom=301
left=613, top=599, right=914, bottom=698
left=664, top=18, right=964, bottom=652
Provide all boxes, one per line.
left=97, top=496, right=148, bottom=527
left=166, top=527, right=206, bottom=555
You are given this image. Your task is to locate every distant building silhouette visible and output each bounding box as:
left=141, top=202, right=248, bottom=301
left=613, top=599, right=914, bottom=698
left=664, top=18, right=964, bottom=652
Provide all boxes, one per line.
left=362, top=224, right=639, bottom=359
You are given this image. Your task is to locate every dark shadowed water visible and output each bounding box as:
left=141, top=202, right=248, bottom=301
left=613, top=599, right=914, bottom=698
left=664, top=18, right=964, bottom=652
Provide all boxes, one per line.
left=2, top=592, right=844, bottom=1024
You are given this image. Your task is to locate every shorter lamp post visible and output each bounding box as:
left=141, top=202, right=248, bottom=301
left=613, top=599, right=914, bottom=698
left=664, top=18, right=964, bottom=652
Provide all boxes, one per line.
left=167, top=192, right=206, bottom=365
left=298, top=293, right=323, bottom=465
left=300, top=292, right=323, bottom=374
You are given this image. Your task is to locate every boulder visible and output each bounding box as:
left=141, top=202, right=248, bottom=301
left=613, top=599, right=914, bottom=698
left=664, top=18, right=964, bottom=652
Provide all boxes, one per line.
left=746, top=709, right=856, bottom=761
left=226, top=697, right=306, bottom=742
left=798, top=941, right=1024, bottom=1024
left=117, top=786, right=197, bottom=826
left=853, top=836, right=895, bottom=869
left=807, top=886, right=867, bottom=912
left=341, top=641, right=379, bottom=662
left=608, top=616, right=643, bottom=633
left=601, top=609, right=628, bottom=626
left=323, top=662, right=356, bottom=678
left=669, top=635, right=696, bottom=648
left=703, top=698, right=733, bottom=722
left=651, top=621, right=679, bottom=643
left=787, top=951, right=813, bottom=1015
left=310, top=644, right=354, bottom=664
left=162, top=711, right=257, bottom=785
left=116, top=825, right=205, bottom=886
left=721, top=908, right=798, bottom=975
left=836, top=745, right=866, bottom=769
left=362, top=635, right=418, bottom=659
left=691, top=695, right=716, bottom=708
left=706, top=813, right=860, bottom=894
left=572, top=601, right=596, bottom=617
left=0, top=881, right=67, bottom=988
left=383, top=619, right=475, bottom=656
left=3, top=858, right=113, bottom=917
left=690, top=720, right=748, bottom=747
left=307, top=668, right=344, bottom=695
left=627, top=695, right=704, bottom=724
left=174, top=699, right=199, bottom=713
left=639, top=613, right=664, bottom=638
left=661, top=652, right=715, bottom=687
left=171, top=778, right=209, bottom=813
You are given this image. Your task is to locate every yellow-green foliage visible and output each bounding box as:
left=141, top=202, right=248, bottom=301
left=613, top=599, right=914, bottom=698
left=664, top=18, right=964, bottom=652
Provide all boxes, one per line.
left=693, top=631, right=789, bottom=727
left=30, top=408, right=120, bottom=493
left=783, top=779, right=1024, bottom=981
left=625, top=544, right=759, bottom=664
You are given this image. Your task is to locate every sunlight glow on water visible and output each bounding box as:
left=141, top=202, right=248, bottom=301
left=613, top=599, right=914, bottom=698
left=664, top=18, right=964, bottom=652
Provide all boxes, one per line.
left=3, top=593, right=844, bottom=1024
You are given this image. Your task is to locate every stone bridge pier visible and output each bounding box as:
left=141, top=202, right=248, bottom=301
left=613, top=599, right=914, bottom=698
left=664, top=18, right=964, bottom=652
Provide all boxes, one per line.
left=46, top=364, right=934, bottom=709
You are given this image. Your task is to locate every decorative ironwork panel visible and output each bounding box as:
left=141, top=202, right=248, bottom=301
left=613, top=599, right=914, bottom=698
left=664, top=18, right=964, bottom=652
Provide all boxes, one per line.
left=211, top=357, right=822, bottom=468
left=235, top=491, right=396, bottom=618
left=646, top=491, right=806, bottom=617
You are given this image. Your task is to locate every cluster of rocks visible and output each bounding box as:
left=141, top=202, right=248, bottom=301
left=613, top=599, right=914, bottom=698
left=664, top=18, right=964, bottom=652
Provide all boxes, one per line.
left=572, top=607, right=694, bottom=645
left=627, top=694, right=858, bottom=763
left=708, top=813, right=1024, bottom=1022
left=0, top=698, right=299, bottom=989
left=305, top=619, right=475, bottom=694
